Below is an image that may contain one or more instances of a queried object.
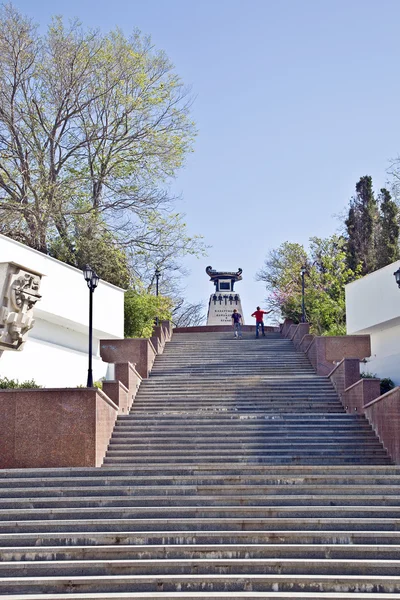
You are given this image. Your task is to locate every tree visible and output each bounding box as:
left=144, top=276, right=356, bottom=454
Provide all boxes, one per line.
left=257, top=235, right=360, bottom=335
left=376, top=188, right=400, bottom=269
left=0, top=4, right=196, bottom=279
left=124, top=290, right=173, bottom=338
left=345, top=176, right=378, bottom=274
left=172, top=299, right=206, bottom=327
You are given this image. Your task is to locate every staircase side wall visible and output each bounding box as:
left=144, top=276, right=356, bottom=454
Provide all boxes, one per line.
left=0, top=388, right=118, bottom=468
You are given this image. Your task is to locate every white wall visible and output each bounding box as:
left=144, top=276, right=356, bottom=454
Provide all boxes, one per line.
left=0, top=235, right=124, bottom=387
left=345, top=260, right=400, bottom=384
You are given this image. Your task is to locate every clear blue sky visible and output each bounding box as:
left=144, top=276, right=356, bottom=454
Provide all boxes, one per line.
left=13, top=0, right=400, bottom=323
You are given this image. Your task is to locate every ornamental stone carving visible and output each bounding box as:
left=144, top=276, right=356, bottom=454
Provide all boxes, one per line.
left=0, top=262, right=43, bottom=351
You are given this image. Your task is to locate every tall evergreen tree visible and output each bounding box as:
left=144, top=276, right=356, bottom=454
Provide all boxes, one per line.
left=376, top=188, right=400, bottom=269
left=345, top=176, right=378, bottom=275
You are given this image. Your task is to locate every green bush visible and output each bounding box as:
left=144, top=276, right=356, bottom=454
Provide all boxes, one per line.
left=124, top=291, right=172, bottom=338
left=380, top=377, right=395, bottom=395
left=0, top=377, right=41, bottom=389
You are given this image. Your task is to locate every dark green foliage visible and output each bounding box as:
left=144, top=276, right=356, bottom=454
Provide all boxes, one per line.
left=345, top=177, right=400, bottom=275
left=380, top=377, right=395, bottom=395
left=345, top=176, right=378, bottom=275
left=49, top=213, right=131, bottom=289
left=0, top=377, right=41, bottom=389
left=376, top=188, right=400, bottom=269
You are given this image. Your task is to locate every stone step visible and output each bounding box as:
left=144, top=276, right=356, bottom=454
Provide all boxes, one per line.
left=105, top=448, right=387, bottom=458
left=103, top=457, right=392, bottom=466
left=2, top=494, right=400, bottom=509
left=1, top=529, right=398, bottom=547
left=2, top=543, right=400, bottom=561
left=1, top=504, right=399, bottom=523
left=115, top=419, right=366, bottom=427
left=1, top=593, right=400, bottom=600
left=0, top=573, right=400, bottom=593
left=4, top=484, right=400, bottom=498
left=2, top=464, right=398, bottom=477
left=107, top=442, right=384, bottom=451
left=2, top=557, right=400, bottom=577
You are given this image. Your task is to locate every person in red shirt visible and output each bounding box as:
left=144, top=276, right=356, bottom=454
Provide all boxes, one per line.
left=251, top=306, right=272, bottom=338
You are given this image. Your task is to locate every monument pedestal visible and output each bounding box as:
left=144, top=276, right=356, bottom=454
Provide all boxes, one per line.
left=207, top=294, right=244, bottom=325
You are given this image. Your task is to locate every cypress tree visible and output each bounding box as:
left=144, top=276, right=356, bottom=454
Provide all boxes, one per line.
left=376, top=188, right=400, bottom=269
left=345, top=176, right=378, bottom=275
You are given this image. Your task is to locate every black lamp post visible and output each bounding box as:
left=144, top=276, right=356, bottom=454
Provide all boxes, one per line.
left=394, top=268, right=400, bottom=288
left=300, top=266, right=307, bottom=323
left=83, top=265, right=99, bottom=387
left=155, top=268, right=161, bottom=326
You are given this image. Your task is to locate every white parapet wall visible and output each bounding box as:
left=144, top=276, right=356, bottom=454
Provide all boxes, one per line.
left=345, top=259, right=400, bottom=384
left=0, top=234, right=124, bottom=387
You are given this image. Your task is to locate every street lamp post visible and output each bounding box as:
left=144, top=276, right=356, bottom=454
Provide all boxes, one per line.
left=300, top=266, right=307, bottom=323
left=83, top=265, right=99, bottom=387
left=155, top=268, right=161, bottom=326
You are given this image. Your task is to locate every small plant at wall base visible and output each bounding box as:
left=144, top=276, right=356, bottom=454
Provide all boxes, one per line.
left=0, top=377, right=41, bottom=389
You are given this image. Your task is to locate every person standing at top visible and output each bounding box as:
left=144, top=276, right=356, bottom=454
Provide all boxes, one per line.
left=251, top=306, right=272, bottom=338
left=231, top=308, right=243, bottom=339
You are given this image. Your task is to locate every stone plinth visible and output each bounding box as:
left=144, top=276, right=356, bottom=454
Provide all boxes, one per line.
left=161, top=320, right=172, bottom=341
left=292, top=324, right=310, bottom=349
left=100, top=338, right=156, bottom=379
left=0, top=388, right=117, bottom=468
left=152, top=325, right=166, bottom=354
left=364, top=387, right=400, bottom=464
left=206, top=294, right=245, bottom=326
left=114, top=362, right=141, bottom=405
left=281, top=319, right=294, bottom=337
left=306, top=335, right=371, bottom=376
left=102, top=380, right=129, bottom=414
left=344, top=378, right=381, bottom=414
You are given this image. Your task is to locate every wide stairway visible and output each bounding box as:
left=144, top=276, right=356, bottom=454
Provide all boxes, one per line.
left=1, top=330, right=400, bottom=599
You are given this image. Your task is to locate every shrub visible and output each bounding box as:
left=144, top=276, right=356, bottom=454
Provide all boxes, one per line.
left=0, top=377, right=41, bottom=389
left=124, top=291, right=173, bottom=338
left=380, top=378, right=395, bottom=395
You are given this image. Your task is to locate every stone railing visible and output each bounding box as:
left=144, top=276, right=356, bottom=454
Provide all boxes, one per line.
left=280, top=319, right=371, bottom=375
left=281, top=318, right=400, bottom=464
left=0, top=387, right=117, bottom=469
left=0, top=320, right=174, bottom=469
left=363, top=388, right=400, bottom=464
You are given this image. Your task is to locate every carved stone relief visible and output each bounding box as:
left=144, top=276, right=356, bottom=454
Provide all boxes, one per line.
left=0, top=262, right=43, bottom=351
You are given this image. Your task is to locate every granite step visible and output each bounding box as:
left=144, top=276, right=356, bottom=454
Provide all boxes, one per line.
left=1, top=516, right=400, bottom=534
left=3, top=543, right=400, bottom=561
left=1, top=573, right=400, bottom=594
left=3, top=494, right=400, bottom=509
left=2, top=557, right=400, bottom=577
left=1, top=529, right=399, bottom=547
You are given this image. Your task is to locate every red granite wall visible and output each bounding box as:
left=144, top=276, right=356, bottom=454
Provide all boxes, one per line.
left=0, top=388, right=118, bottom=468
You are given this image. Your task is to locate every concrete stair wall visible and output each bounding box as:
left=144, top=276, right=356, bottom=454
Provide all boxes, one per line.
left=0, top=329, right=398, bottom=598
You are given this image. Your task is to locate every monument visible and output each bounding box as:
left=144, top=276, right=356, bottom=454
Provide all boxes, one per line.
left=206, top=266, right=245, bottom=325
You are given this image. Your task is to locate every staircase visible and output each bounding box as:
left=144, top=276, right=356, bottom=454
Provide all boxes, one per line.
left=0, top=330, right=399, bottom=599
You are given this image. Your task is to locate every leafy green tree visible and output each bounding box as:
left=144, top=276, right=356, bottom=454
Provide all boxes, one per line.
left=0, top=4, right=196, bottom=267
left=257, top=235, right=360, bottom=335
left=376, top=188, right=400, bottom=269
left=345, top=176, right=378, bottom=275
left=124, top=290, right=173, bottom=338
left=49, top=212, right=131, bottom=288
